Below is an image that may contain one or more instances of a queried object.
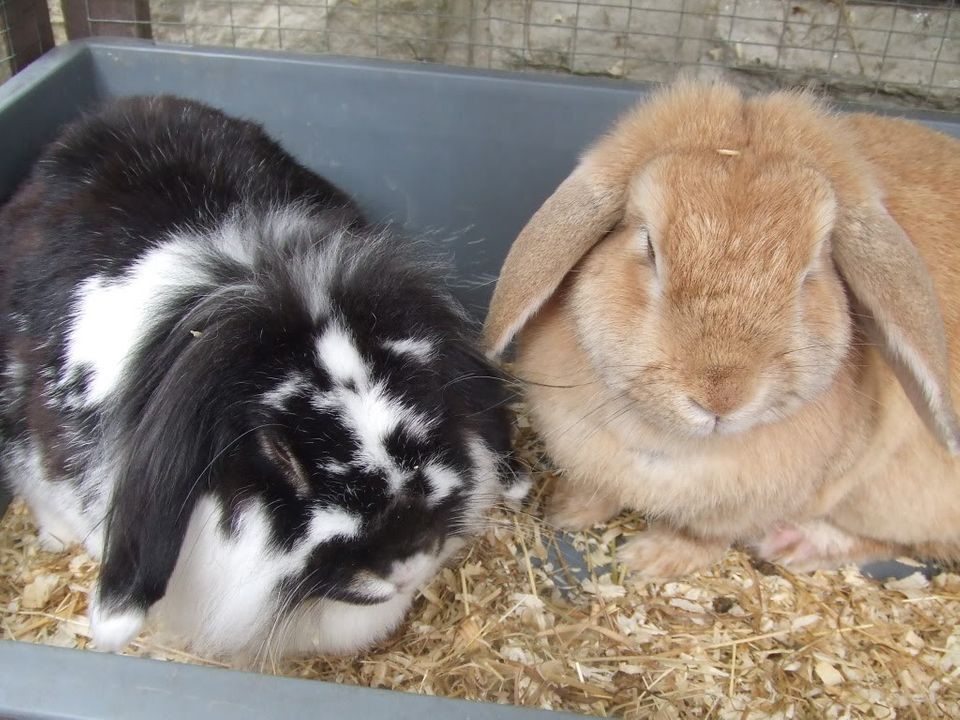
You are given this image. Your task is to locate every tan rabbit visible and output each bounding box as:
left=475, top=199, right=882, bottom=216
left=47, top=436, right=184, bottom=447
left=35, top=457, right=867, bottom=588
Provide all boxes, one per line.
left=484, top=79, right=960, bottom=577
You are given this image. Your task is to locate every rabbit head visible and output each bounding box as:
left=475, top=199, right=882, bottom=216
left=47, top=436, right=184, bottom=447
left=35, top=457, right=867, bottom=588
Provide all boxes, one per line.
left=485, top=79, right=960, bottom=451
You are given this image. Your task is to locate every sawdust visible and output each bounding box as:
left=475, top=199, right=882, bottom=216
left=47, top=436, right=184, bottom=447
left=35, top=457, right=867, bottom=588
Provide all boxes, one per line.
left=2, top=406, right=959, bottom=718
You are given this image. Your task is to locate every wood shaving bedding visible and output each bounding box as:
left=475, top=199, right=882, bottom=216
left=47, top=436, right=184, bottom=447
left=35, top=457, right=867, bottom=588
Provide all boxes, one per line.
left=2, top=406, right=958, bottom=719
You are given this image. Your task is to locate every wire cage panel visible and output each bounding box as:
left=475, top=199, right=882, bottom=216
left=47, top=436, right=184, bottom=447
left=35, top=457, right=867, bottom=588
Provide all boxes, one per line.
left=0, top=0, right=55, bottom=82
left=118, top=1, right=960, bottom=111
left=0, top=1, right=11, bottom=83
left=2, top=1, right=959, bottom=111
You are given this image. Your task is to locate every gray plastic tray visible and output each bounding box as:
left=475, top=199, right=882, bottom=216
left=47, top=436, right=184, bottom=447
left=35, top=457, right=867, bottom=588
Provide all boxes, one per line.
left=1, top=38, right=959, bottom=720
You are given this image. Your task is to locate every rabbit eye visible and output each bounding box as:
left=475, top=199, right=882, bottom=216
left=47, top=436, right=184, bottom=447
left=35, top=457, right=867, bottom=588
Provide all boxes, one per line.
left=259, top=431, right=310, bottom=497
left=802, top=259, right=825, bottom=285
left=271, top=438, right=297, bottom=469
left=802, top=269, right=820, bottom=286
left=638, top=227, right=656, bottom=269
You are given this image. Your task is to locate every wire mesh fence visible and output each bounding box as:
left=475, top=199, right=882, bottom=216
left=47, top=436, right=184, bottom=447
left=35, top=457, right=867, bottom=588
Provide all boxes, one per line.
left=4, top=1, right=960, bottom=111
left=0, top=0, right=54, bottom=82
left=0, top=1, right=13, bottom=84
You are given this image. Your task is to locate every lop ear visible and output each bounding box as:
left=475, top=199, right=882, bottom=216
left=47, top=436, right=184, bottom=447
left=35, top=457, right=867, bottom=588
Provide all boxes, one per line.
left=90, top=291, right=258, bottom=650
left=90, top=347, right=221, bottom=650
left=834, top=203, right=960, bottom=454
left=483, top=163, right=625, bottom=359
left=91, top=416, right=207, bottom=651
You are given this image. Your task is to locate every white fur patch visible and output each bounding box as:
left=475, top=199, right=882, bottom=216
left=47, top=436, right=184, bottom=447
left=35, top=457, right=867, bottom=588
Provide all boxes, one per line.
left=259, top=205, right=318, bottom=251
left=316, top=324, right=367, bottom=387
left=208, top=222, right=255, bottom=266
left=336, top=382, right=429, bottom=491
left=382, top=338, right=436, bottom=362
left=212, top=206, right=338, bottom=321
left=307, top=507, right=362, bottom=544
left=502, top=472, right=533, bottom=502
left=423, top=462, right=461, bottom=504
left=3, top=358, right=25, bottom=390
left=3, top=440, right=93, bottom=554
left=62, top=239, right=210, bottom=405
left=151, top=495, right=365, bottom=658
left=349, top=572, right=398, bottom=601
left=312, top=324, right=434, bottom=492
left=322, top=460, right=350, bottom=475
left=90, top=606, right=146, bottom=651
left=283, top=592, right=414, bottom=656
left=151, top=497, right=275, bottom=655
left=338, top=384, right=405, bottom=445
left=208, top=205, right=316, bottom=264
left=387, top=552, right=436, bottom=592
left=461, top=434, right=503, bottom=532
left=261, top=372, right=309, bottom=410
left=443, top=536, right=468, bottom=556
left=287, top=248, right=337, bottom=322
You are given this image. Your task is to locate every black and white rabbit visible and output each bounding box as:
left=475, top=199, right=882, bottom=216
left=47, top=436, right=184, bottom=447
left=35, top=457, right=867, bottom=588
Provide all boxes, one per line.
left=0, top=96, right=529, bottom=659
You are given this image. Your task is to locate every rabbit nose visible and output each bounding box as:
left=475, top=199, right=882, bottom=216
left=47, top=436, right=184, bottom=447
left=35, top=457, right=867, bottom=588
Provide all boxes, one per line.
left=688, top=365, right=750, bottom=419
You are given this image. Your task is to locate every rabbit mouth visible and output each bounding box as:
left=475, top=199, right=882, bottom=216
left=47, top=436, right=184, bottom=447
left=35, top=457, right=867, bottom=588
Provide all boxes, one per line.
left=343, top=552, right=439, bottom=604
left=682, top=412, right=767, bottom=439
left=671, top=374, right=780, bottom=438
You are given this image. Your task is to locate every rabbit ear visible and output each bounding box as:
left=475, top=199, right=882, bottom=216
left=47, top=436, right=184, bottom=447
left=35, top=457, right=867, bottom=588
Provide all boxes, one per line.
left=834, top=203, right=960, bottom=454
left=92, top=394, right=220, bottom=650
left=483, top=164, right=625, bottom=359
left=91, top=293, right=255, bottom=650
left=482, top=79, right=752, bottom=360
left=91, top=367, right=219, bottom=650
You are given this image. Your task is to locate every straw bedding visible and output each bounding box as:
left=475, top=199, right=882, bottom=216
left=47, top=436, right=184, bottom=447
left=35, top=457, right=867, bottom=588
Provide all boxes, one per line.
left=2, top=406, right=959, bottom=719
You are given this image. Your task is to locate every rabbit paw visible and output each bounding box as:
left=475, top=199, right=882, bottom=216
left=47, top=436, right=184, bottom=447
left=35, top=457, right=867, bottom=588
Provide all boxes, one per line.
left=618, top=528, right=727, bottom=578
left=546, top=483, right=621, bottom=531
left=753, top=520, right=893, bottom=572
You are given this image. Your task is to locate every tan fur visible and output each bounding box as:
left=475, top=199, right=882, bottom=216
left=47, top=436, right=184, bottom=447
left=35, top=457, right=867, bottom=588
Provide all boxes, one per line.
left=491, top=80, right=960, bottom=576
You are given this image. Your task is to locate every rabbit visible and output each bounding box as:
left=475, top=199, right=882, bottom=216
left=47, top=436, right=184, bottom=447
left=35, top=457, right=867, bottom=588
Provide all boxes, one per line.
left=483, top=78, right=960, bottom=578
left=0, top=95, right=529, bottom=660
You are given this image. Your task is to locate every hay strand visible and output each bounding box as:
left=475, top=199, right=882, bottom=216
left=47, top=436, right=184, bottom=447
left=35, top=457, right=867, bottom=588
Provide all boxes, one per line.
left=2, top=404, right=959, bottom=718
